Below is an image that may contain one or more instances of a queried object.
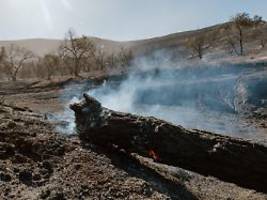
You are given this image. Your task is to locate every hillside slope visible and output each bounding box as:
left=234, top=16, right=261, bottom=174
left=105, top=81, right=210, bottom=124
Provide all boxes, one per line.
left=0, top=22, right=267, bottom=63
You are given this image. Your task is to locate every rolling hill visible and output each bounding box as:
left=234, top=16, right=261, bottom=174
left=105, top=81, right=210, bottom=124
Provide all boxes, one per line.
left=0, top=21, right=267, bottom=64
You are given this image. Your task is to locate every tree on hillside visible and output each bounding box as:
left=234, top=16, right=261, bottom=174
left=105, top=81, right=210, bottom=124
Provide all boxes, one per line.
left=2, top=45, right=34, bottom=81
left=42, top=54, right=60, bottom=80
left=59, top=29, right=96, bottom=77
left=253, top=15, right=264, bottom=27
left=227, top=13, right=259, bottom=56
left=186, top=34, right=208, bottom=59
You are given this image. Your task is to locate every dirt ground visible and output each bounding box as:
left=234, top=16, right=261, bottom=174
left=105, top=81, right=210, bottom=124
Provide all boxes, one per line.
left=1, top=79, right=267, bottom=200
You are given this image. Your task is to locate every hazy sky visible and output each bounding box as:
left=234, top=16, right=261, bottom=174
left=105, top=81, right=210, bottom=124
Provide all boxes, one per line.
left=0, top=0, right=266, bottom=41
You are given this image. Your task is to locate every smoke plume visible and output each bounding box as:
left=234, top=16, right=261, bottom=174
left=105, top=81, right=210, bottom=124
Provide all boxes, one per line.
left=55, top=51, right=267, bottom=142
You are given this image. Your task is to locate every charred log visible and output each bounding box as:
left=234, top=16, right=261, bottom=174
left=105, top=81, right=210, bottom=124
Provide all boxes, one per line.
left=71, top=94, right=267, bottom=192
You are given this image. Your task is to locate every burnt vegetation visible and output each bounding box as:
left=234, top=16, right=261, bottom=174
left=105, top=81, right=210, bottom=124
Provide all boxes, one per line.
left=1, top=12, right=267, bottom=199
left=0, top=13, right=266, bottom=81
left=185, top=12, right=266, bottom=59
left=0, top=29, right=133, bottom=82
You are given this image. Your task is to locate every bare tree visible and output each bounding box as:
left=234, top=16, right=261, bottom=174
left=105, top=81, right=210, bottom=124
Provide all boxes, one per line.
left=2, top=44, right=34, bottom=81
left=228, top=13, right=255, bottom=56
left=253, top=15, right=264, bottom=27
left=59, top=29, right=96, bottom=77
left=186, top=34, right=208, bottom=59
left=42, top=54, right=60, bottom=80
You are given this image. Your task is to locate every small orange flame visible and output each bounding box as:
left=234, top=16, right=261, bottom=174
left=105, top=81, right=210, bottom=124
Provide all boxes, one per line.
left=148, top=149, right=160, bottom=161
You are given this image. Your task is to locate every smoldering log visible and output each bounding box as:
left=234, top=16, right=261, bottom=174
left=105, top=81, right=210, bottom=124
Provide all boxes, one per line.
left=70, top=94, right=267, bottom=192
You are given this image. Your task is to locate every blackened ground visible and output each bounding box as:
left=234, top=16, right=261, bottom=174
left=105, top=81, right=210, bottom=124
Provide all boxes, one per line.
left=1, top=102, right=267, bottom=200
left=0, top=79, right=267, bottom=199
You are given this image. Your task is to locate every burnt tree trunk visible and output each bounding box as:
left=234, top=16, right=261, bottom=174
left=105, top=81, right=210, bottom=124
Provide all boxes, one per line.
left=70, top=94, right=267, bottom=192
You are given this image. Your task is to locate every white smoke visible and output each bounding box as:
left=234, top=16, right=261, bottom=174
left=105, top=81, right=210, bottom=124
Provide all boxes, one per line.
left=54, top=51, right=267, bottom=143
left=88, top=70, right=265, bottom=140
left=49, top=81, right=90, bottom=134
